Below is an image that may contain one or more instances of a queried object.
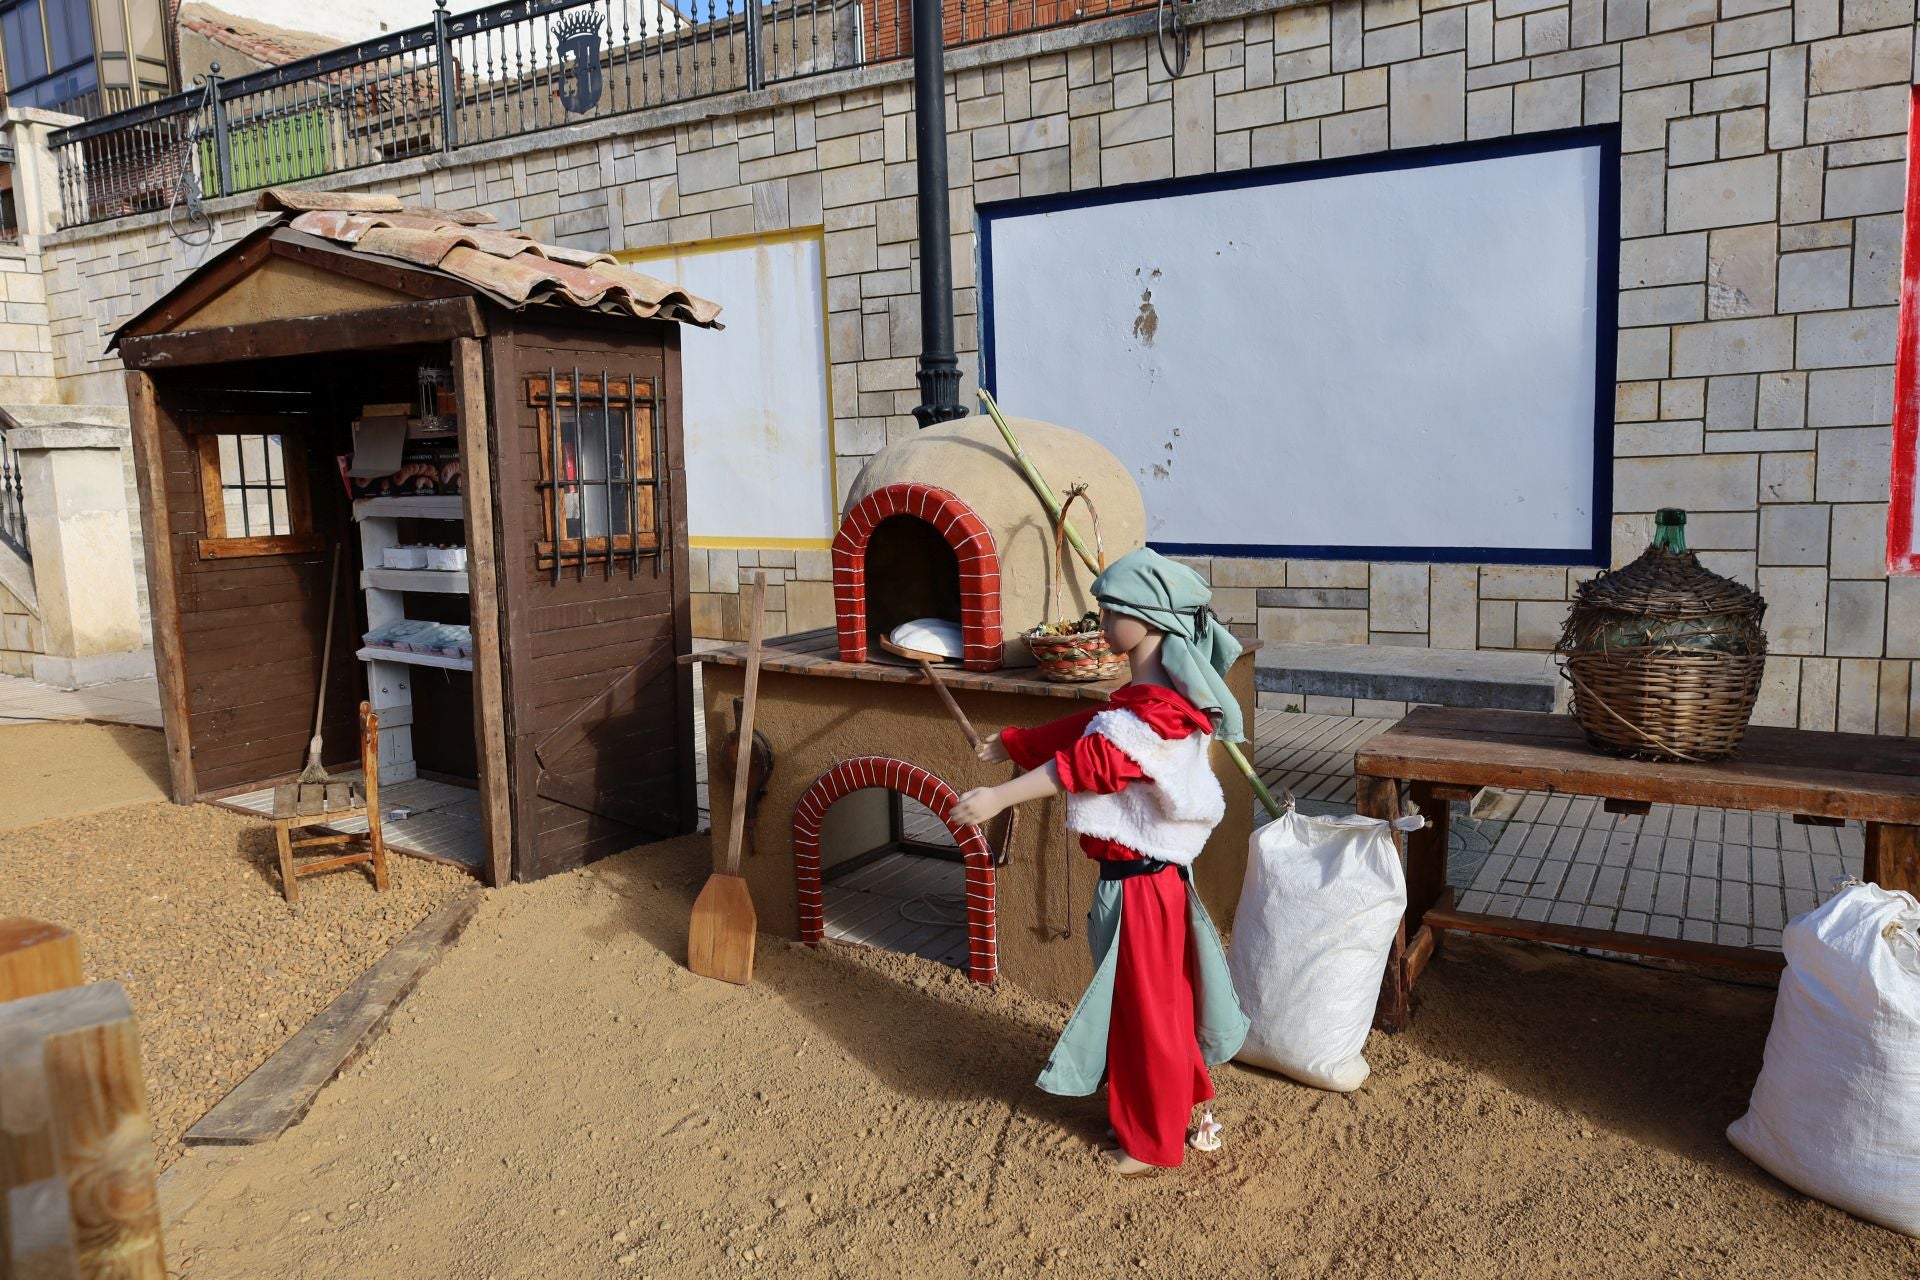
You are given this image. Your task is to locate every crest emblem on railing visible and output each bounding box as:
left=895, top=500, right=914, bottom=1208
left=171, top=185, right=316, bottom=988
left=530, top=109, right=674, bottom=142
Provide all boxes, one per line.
left=552, top=10, right=605, bottom=114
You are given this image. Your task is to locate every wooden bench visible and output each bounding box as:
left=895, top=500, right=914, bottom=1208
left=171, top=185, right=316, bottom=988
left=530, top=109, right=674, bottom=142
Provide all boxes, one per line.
left=1355, top=707, right=1920, bottom=1032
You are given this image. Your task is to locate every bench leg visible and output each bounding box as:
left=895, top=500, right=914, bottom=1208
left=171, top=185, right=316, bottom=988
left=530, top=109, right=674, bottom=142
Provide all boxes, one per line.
left=1359, top=775, right=1413, bottom=1033
left=1866, top=823, right=1920, bottom=895
left=1407, top=782, right=1450, bottom=938
left=274, top=821, right=298, bottom=905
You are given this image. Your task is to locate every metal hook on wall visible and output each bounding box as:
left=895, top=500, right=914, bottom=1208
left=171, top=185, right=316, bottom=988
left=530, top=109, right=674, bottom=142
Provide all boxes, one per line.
left=1157, top=0, right=1193, bottom=78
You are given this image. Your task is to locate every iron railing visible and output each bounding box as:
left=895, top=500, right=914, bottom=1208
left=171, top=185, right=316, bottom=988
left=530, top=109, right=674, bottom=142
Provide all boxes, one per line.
left=0, top=410, right=28, bottom=564
left=49, top=0, right=1158, bottom=228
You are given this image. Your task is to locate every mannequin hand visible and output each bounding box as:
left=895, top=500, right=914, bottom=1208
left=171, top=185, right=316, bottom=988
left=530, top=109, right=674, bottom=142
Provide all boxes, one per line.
left=952, top=786, right=1005, bottom=827
left=976, top=732, right=1010, bottom=765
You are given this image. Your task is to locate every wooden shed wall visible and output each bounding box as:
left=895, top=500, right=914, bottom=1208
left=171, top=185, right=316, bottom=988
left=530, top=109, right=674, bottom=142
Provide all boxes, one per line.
left=145, top=393, right=359, bottom=797
left=489, top=318, right=697, bottom=880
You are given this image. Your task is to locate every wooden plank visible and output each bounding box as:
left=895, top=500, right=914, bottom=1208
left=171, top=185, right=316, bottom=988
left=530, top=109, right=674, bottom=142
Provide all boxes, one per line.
left=117, top=297, right=486, bottom=369
left=125, top=371, right=195, bottom=803
left=1866, top=824, right=1920, bottom=896
left=195, top=533, right=327, bottom=560
left=0, top=919, right=82, bottom=1003
left=184, top=894, right=480, bottom=1145
left=1356, top=709, right=1920, bottom=822
left=1404, top=922, right=1438, bottom=989
left=685, top=630, right=1118, bottom=703
left=1368, top=706, right=1920, bottom=779
left=1422, top=901, right=1787, bottom=975
left=0, top=982, right=166, bottom=1279
left=454, top=336, right=515, bottom=891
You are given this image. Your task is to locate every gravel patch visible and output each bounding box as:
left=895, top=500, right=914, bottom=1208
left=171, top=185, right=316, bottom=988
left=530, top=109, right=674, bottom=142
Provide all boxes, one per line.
left=1, top=798, right=472, bottom=1167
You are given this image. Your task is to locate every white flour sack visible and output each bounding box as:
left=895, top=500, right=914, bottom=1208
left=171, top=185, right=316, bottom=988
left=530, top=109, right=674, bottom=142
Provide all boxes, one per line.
left=1227, top=807, right=1409, bottom=1092
left=1727, top=883, right=1920, bottom=1236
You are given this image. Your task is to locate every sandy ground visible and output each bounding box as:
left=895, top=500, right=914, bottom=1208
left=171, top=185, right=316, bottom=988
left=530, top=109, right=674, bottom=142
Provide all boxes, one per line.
left=2, top=793, right=472, bottom=1166
left=158, top=832, right=1918, bottom=1280
left=0, top=721, right=170, bottom=830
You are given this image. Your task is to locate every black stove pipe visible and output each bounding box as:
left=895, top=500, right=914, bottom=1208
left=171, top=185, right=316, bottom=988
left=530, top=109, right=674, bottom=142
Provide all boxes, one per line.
left=911, top=0, right=966, bottom=428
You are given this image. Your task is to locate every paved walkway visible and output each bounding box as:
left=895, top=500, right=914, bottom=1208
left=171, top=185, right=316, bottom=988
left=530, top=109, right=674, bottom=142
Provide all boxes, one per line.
left=0, top=671, right=163, bottom=728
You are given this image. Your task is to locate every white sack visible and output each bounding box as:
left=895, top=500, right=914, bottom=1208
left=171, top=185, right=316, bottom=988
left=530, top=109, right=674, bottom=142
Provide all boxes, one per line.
left=1227, top=807, right=1408, bottom=1092
left=1727, top=882, right=1920, bottom=1236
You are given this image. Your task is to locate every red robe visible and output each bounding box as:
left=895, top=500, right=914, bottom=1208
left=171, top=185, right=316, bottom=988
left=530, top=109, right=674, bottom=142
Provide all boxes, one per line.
left=1000, top=683, right=1216, bottom=1168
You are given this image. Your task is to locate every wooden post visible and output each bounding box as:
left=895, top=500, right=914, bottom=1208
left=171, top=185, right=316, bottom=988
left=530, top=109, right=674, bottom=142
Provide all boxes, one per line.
left=123, top=369, right=195, bottom=803
left=0, top=983, right=166, bottom=1279
left=0, top=920, right=81, bottom=1003
left=1357, top=774, right=1414, bottom=1034
left=1866, top=823, right=1920, bottom=895
left=1404, top=783, right=1450, bottom=938
left=453, top=336, right=514, bottom=889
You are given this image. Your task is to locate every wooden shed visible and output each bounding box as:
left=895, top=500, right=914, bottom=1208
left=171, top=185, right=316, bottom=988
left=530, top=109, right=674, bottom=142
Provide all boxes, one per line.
left=113, top=188, right=723, bottom=885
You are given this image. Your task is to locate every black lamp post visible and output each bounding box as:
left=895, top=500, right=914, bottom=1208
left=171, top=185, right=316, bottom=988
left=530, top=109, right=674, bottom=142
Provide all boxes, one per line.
left=911, top=0, right=966, bottom=428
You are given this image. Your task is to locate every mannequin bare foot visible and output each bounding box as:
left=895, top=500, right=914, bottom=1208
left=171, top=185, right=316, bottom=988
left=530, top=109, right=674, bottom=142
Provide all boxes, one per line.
left=1104, top=1147, right=1156, bottom=1177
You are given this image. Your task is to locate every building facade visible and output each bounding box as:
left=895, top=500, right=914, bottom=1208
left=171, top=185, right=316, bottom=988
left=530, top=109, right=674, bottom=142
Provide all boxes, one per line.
left=15, top=0, right=1920, bottom=733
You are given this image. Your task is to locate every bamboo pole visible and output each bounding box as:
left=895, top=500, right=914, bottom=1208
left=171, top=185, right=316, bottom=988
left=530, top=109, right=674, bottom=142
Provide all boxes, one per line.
left=977, top=390, right=1100, bottom=575
left=974, top=390, right=1285, bottom=821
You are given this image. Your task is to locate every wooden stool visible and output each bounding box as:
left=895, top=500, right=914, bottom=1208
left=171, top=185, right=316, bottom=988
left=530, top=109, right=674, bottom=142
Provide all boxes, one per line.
left=271, top=701, right=390, bottom=903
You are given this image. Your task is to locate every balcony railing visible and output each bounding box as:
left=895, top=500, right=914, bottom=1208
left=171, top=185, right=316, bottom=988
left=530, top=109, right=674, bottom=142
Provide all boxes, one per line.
left=0, top=410, right=28, bottom=565
left=48, top=0, right=1157, bottom=228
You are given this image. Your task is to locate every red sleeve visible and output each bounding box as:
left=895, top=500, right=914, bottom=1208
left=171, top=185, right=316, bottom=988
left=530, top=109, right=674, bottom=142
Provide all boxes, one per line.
left=999, top=708, right=1101, bottom=770
left=1053, top=733, right=1149, bottom=795
left=1000, top=710, right=1150, bottom=795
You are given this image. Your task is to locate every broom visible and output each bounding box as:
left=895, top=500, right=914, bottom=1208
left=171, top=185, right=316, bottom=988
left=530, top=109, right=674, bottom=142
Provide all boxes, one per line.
left=298, top=545, right=343, bottom=785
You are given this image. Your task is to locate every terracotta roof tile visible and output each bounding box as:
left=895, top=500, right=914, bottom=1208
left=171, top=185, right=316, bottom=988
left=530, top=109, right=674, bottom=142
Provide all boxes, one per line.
left=268, top=193, right=721, bottom=328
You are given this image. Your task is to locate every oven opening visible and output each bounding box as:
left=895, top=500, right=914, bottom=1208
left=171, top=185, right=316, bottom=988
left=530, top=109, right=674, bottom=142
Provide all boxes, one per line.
left=818, top=788, right=970, bottom=970
left=864, top=514, right=961, bottom=653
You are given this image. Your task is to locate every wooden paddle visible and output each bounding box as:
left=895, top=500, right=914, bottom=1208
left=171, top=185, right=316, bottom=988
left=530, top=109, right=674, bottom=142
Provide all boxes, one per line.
left=688, top=572, right=767, bottom=985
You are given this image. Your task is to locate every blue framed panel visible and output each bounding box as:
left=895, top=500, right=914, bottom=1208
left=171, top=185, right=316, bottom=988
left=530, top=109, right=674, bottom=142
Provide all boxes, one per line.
left=977, top=126, right=1622, bottom=567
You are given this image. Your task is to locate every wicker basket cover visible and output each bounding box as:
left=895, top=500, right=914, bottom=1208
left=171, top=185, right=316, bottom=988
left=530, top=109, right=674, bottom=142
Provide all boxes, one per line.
left=1556, top=517, right=1768, bottom=762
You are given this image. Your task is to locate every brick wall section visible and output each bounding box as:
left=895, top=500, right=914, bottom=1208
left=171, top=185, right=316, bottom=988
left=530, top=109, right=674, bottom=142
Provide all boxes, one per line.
left=34, top=0, right=1920, bottom=734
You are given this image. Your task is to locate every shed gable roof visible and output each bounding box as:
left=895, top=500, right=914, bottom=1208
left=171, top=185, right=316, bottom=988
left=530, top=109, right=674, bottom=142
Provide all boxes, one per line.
left=112, top=188, right=722, bottom=350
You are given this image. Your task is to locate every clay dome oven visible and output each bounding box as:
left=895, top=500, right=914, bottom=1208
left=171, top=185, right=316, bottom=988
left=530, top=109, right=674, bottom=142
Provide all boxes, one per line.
left=834, top=416, right=1147, bottom=671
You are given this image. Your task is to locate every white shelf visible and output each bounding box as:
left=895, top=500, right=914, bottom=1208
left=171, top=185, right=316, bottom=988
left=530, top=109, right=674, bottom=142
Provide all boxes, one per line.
left=353, top=495, right=466, bottom=522
left=357, top=646, right=473, bottom=672
left=362, top=567, right=470, bottom=594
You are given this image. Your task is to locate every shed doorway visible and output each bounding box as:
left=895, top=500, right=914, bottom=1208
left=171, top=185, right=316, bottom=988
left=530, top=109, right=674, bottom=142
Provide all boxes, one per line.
left=164, top=343, right=491, bottom=877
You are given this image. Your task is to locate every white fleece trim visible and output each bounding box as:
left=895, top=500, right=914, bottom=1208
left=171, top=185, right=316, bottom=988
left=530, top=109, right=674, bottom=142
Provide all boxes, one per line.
left=1062, top=707, right=1225, bottom=865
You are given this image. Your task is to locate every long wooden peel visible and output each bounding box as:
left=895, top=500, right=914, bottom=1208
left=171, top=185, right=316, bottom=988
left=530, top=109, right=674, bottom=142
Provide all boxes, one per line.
left=977, top=388, right=1285, bottom=821
left=688, top=572, right=767, bottom=985
left=882, top=636, right=1022, bottom=866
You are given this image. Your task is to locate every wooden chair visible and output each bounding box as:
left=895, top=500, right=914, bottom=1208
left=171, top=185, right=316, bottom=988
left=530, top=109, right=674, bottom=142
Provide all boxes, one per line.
left=270, top=701, right=390, bottom=903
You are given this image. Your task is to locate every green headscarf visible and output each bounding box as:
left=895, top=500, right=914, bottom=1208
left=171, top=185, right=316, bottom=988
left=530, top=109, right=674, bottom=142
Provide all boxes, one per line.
left=1091, top=548, right=1245, bottom=744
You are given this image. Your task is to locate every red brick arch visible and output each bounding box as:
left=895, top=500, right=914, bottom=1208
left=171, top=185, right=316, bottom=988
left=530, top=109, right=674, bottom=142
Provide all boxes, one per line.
left=791, top=757, right=997, bottom=984
left=833, top=482, right=1002, bottom=671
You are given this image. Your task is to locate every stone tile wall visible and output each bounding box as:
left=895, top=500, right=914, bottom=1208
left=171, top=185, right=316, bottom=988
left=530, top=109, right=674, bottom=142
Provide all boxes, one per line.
left=31, top=0, right=1919, bottom=731
left=0, top=575, right=41, bottom=675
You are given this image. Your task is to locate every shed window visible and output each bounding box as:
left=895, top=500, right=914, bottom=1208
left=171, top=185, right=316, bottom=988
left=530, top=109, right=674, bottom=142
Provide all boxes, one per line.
left=195, top=431, right=321, bottom=558
left=529, top=372, right=661, bottom=574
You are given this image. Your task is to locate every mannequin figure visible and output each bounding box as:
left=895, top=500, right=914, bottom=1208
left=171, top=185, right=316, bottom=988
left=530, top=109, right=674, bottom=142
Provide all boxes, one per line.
left=952, top=548, right=1250, bottom=1174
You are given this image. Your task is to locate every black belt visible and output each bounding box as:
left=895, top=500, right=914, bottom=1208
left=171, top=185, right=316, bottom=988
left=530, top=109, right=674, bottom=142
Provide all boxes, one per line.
left=1097, top=858, right=1190, bottom=882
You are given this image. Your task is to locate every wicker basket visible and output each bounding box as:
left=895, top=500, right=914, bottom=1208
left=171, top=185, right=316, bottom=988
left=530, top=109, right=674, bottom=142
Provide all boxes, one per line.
left=1024, top=486, right=1129, bottom=683
left=1556, top=511, right=1768, bottom=762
